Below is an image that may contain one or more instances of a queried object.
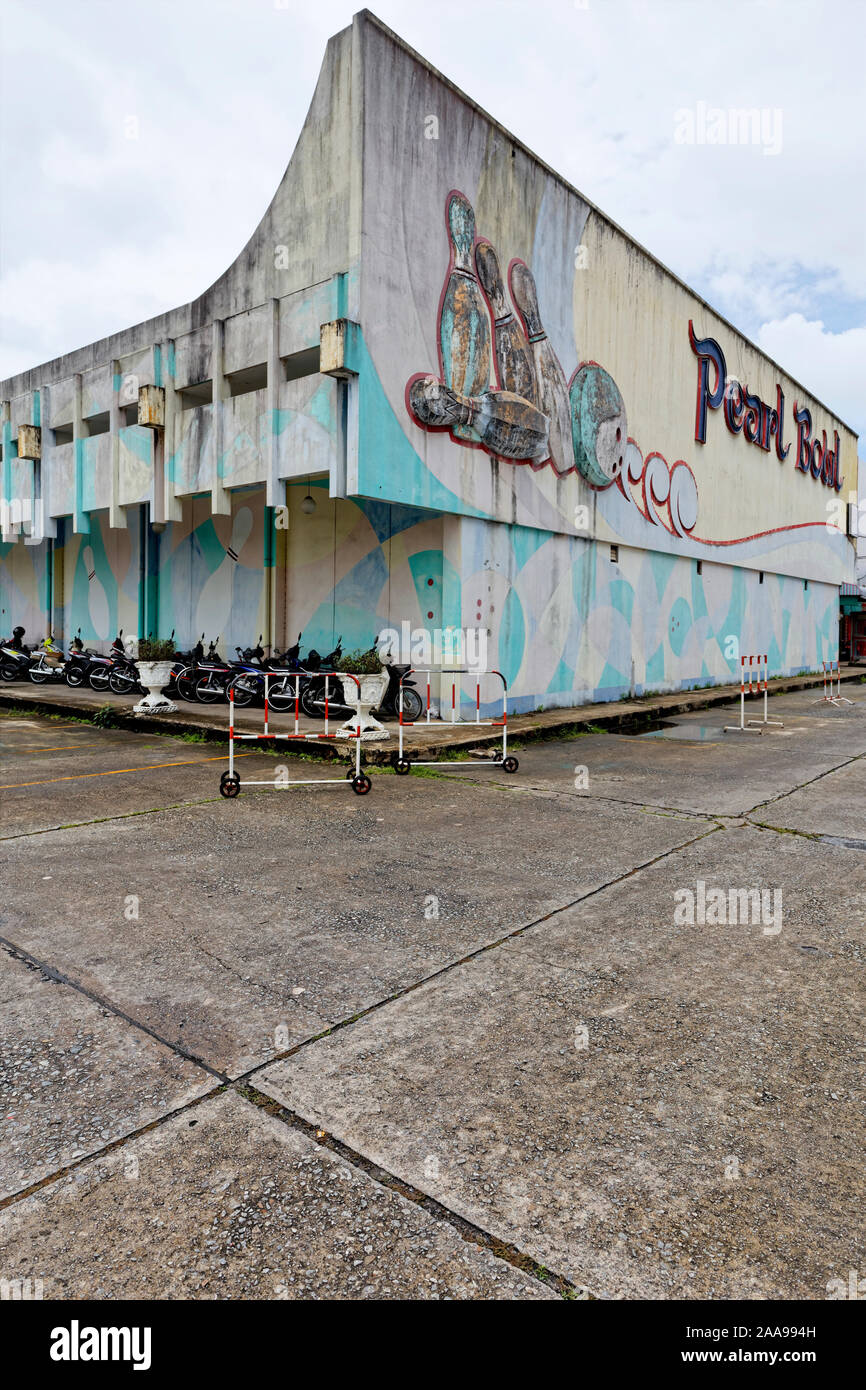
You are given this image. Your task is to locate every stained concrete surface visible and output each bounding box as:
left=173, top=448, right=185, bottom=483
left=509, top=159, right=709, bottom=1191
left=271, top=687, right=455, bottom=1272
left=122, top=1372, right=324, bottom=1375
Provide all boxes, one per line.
left=439, top=691, right=866, bottom=822
left=0, top=707, right=863, bottom=1299
left=0, top=1090, right=554, bottom=1300
left=259, top=826, right=866, bottom=1299
left=0, top=945, right=211, bottom=1200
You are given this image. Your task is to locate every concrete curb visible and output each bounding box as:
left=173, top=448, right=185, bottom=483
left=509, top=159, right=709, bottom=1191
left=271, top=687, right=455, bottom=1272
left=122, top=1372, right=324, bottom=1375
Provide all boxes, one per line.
left=1, top=668, right=862, bottom=765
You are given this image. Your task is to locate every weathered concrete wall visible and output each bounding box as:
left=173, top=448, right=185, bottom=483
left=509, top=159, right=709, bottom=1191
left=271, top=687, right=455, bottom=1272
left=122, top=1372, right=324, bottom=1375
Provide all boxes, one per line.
left=0, top=11, right=855, bottom=712
left=355, top=15, right=857, bottom=587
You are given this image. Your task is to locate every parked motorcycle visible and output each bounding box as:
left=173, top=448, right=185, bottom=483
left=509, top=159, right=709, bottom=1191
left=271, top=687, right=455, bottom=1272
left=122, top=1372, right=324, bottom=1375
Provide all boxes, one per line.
left=259, top=633, right=316, bottom=714
left=298, top=639, right=347, bottom=718
left=0, top=626, right=32, bottom=681
left=88, top=633, right=133, bottom=693
left=105, top=632, right=141, bottom=696
left=27, top=634, right=69, bottom=684
left=171, top=634, right=206, bottom=702
left=192, top=638, right=263, bottom=707
left=377, top=660, right=423, bottom=721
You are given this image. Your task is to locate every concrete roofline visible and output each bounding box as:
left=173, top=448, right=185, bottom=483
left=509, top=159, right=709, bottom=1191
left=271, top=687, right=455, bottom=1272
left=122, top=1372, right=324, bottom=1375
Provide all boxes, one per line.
left=356, top=9, right=858, bottom=441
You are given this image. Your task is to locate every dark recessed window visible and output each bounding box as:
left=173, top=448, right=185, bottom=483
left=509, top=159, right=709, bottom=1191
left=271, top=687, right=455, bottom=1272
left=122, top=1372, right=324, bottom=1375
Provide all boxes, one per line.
left=179, top=381, right=213, bottom=410
left=759, top=571, right=765, bottom=584
left=696, top=560, right=703, bottom=575
left=283, top=347, right=320, bottom=382
left=227, top=363, right=267, bottom=396
left=610, top=545, right=619, bottom=563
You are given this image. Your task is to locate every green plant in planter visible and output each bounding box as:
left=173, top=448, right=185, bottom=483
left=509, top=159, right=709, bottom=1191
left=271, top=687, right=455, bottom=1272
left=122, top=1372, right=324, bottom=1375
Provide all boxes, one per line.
left=338, top=647, right=383, bottom=674
left=137, top=637, right=176, bottom=662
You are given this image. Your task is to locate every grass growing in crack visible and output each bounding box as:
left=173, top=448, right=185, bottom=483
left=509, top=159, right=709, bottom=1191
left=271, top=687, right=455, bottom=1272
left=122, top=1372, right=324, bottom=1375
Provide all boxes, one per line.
left=91, top=704, right=118, bottom=729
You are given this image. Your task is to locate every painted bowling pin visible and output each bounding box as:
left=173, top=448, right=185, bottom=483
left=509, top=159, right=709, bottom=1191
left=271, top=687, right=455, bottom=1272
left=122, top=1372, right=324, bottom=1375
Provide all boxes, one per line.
left=509, top=260, right=574, bottom=474
left=474, top=240, right=537, bottom=406
left=194, top=506, right=253, bottom=643
left=439, top=192, right=490, bottom=437
left=82, top=544, right=110, bottom=640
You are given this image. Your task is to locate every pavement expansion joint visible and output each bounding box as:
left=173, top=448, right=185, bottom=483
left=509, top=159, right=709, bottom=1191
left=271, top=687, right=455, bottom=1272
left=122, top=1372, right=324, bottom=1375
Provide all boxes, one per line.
left=0, top=934, right=228, bottom=1084
left=233, top=1082, right=588, bottom=1300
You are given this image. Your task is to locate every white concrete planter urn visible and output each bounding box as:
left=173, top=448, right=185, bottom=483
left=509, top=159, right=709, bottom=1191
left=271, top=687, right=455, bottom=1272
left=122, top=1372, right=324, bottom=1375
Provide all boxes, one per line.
left=134, top=660, right=177, bottom=715
left=336, top=671, right=389, bottom=741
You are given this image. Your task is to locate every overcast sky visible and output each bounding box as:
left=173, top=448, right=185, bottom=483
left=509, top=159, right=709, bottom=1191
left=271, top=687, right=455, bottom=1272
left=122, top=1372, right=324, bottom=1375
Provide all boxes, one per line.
left=1, top=0, right=863, bottom=453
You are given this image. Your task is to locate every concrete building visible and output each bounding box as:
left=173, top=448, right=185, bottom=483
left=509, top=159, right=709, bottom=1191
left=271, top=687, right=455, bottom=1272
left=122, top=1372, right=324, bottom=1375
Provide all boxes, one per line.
left=1, top=10, right=859, bottom=710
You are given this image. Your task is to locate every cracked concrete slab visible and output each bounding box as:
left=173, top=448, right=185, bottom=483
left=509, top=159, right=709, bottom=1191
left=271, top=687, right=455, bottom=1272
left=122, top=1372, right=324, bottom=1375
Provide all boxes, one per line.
left=435, top=695, right=866, bottom=817
left=0, top=1090, right=556, bottom=1300
left=257, top=825, right=866, bottom=1300
left=1, top=752, right=704, bottom=1071
left=0, top=945, right=213, bottom=1201
left=753, top=757, right=866, bottom=840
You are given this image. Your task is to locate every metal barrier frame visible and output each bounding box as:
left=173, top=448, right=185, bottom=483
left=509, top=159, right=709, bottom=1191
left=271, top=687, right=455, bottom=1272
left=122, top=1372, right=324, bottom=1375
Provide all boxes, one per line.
left=393, top=668, right=518, bottom=774
left=219, top=672, right=371, bottom=796
left=724, top=655, right=784, bottom=734
left=813, top=659, right=853, bottom=707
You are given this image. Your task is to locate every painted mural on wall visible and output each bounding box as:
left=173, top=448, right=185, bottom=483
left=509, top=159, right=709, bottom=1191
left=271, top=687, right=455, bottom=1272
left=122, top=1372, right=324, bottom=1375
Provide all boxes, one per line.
left=406, top=191, right=628, bottom=489
left=454, top=517, right=838, bottom=714
left=60, top=515, right=140, bottom=645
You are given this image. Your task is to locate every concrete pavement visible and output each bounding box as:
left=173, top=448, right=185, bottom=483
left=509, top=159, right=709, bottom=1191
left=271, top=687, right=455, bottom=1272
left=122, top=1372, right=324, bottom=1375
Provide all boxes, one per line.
left=0, top=686, right=863, bottom=1299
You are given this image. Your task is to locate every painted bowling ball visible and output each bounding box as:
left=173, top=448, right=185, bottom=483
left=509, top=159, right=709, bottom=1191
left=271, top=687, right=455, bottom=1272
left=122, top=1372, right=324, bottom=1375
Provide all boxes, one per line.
left=569, top=363, right=627, bottom=488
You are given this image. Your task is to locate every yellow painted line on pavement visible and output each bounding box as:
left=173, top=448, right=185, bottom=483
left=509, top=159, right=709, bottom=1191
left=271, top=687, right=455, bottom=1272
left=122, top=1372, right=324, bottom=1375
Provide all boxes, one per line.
left=0, top=751, right=258, bottom=790
left=1, top=742, right=102, bottom=754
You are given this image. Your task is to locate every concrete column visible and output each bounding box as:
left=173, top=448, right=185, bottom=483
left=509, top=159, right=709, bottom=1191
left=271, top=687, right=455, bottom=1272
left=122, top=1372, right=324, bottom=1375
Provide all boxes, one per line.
left=160, top=338, right=182, bottom=524
left=109, top=359, right=125, bottom=529
left=29, top=383, right=57, bottom=544
left=211, top=319, right=230, bottom=516
left=1, top=400, right=13, bottom=540
left=72, top=373, right=89, bottom=535
left=266, top=298, right=281, bottom=508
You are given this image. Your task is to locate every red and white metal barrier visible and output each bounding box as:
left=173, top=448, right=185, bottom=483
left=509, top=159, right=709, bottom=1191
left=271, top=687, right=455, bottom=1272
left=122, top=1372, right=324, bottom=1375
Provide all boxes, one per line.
left=724, top=654, right=784, bottom=734
left=813, top=659, right=853, bottom=707
left=219, top=672, right=371, bottom=797
left=392, top=668, right=518, bottom=775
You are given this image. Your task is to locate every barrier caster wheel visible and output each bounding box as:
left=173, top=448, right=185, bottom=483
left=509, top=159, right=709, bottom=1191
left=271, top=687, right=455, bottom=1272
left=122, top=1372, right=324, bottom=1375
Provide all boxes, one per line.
left=219, top=774, right=240, bottom=798
left=502, top=756, right=519, bottom=774
left=351, top=774, right=372, bottom=796
left=392, top=755, right=411, bottom=776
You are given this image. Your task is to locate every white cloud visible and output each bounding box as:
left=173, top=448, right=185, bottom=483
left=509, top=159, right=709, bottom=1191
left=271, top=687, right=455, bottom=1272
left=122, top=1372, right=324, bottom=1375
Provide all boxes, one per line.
left=756, top=314, right=865, bottom=441
left=1, top=0, right=863, bottom=450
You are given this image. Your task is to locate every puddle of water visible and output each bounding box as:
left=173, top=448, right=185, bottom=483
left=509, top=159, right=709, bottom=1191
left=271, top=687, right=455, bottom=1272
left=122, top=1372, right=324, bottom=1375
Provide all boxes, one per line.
left=617, top=720, right=726, bottom=742
left=641, top=723, right=727, bottom=742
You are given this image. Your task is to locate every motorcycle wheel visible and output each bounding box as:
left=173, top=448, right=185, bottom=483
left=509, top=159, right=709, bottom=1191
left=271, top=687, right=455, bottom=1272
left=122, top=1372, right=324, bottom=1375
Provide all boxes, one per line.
left=228, top=676, right=257, bottom=708
left=194, top=673, right=225, bottom=704
left=29, top=666, right=49, bottom=684
left=266, top=680, right=299, bottom=713
left=109, top=669, right=138, bottom=695
left=89, top=668, right=111, bottom=691
left=175, top=667, right=199, bottom=703
left=397, top=687, right=423, bottom=721
left=300, top=684, right=324, bottom=719
left=66, top=666, right=85, bottom=687
left=1, top=663, right=20, bottom=681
